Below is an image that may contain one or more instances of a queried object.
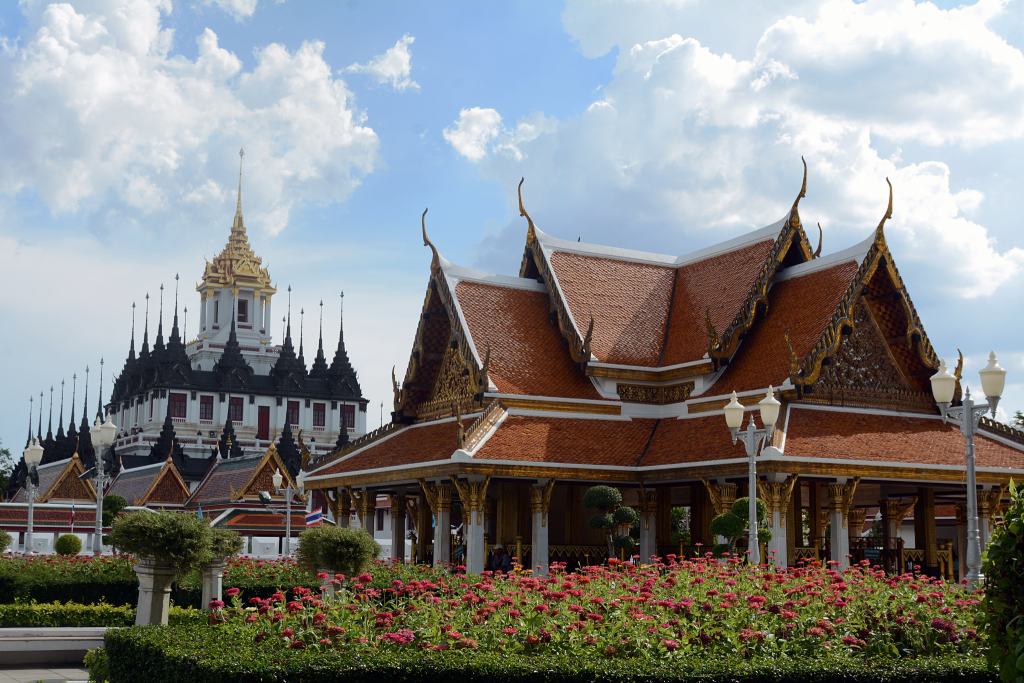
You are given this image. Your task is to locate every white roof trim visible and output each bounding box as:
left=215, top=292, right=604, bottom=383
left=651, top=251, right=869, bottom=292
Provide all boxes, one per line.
left=442, top=260, right=549, bottom=293
left=773, top=233, right=873, bottom=283
left=532, top=217, right=786, bottom=267
left=588, top=357, right=711, bottom=373
left=759, top=450, right=1024, bottom=476
left=485, top=392, right=621, bottom=407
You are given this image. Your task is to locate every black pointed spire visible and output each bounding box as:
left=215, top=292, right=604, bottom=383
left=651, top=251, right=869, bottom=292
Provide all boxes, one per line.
left=276, top=421, right=301, bottom=478
left=213, top=293, right=253, bottom=388
left=310, top=300, right=329, bottom=379
left=271, top=285, right=307, bottom=390
left=47, top=386, right=53, bottom=441
left=218, top=418, right=244, bottom=458
left=149, top=401, right=185, bottom=468
left=77, top=367, right=95, bottom=469
left=328, top=291, right=360, bottom=397
left=26, top=396, right=33, bottom=449
left=69, top=374, right=77, bottom=432
left=298, top=307, right=306, bottom=369
left=129, top=303, right=137, bottom=362
left=335, top=422, right=349, bottom=449
left=154, top=283, right=165, bottom=353
left=96, top=358, right=104, bottom=421
left=159, top=274, right=193, bottom=383
left=80, top=367, right=90, bottom=434
left=56, top=379, right=66, bottom=441
left=37, top=391, right=43, bottom=441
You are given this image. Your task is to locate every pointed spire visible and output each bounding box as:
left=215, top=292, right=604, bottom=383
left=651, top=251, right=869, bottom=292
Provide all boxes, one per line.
left=69, top=374, right=77, bottom=430
left=155, top=283, right=165, bottom=351
left=57, top=379, right=65, bottom=440
left=129, top=303, right=136, bottom=361
left=328, top=291, right=360, bottom=397
left=141, top=294, right=150, bottom=357
left=235, top=147, right=245, bottom=220
left=171, top=274, right=180, bottom=340
left=47, top=385, right=53, bottom=441
left=183, top=306, right=187, bottom=342
left=37, top=391, right=43, bottom=441
left=26, top=395, right=33, bottom=449
left=271, top=285, right=307, bottom=389
left=81, top=367, right=89, bottom=429
left=310, top=299, right=329, bottom=379
left=96, top=358, right=104, bottom=421
left=298, top=307, right=306, bottom=368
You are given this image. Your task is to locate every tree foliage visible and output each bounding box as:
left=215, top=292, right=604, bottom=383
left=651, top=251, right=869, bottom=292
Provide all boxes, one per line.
left=108, top=511, right=213, bottom=575
left=583, top=486, right=636, bottom=559
left=982, top=479, right=1024, bottom=682
left=296, top=526, right=381, bottom=577
left=101, top=494, right=128, bottom=528
left=209, top=529, right=244, bottom=560
left=710, top=496, right=772, bottom=559
left=0, top=440, right=13, bottom=494
left=0, top=530, right=10, bottom=553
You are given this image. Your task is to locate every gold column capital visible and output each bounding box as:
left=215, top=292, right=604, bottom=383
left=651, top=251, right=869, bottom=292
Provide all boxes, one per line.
left=826, top=477, right=860, bottom=528
left=700, top=477, right=737, bottom=516
left=450, top=476, right=491, bottom=525
left=418, top=479, right=454, bottom=513
left=388, top=494, right=408, bottom=517
left=529, top=479, right=557, bottom=527
left=847, top=508, right=866, bottom=537
left=756, top=475, right=798, bottom=527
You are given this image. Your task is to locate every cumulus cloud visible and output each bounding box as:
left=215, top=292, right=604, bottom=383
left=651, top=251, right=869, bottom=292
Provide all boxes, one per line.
left=198, top=0, right=258, bottom=21
left=0, top=1, right=379, bottom=236
left=346, top=34, right=419, bottom=92
left=469, top=0, right=1024, bottom=300
left=444, top=108, right=556, bottom=162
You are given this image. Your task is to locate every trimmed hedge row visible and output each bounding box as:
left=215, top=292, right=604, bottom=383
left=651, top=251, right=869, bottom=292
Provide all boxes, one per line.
left=101, top=626, right=996, bottom=683
left=0, top=601, right=206, bottom=628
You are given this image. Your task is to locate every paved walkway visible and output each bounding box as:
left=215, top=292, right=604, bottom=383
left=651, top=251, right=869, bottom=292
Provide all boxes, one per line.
left=0, top=667, right=88, bottom=683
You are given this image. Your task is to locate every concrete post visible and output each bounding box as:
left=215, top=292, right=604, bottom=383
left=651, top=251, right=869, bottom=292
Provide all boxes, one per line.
left=134, top=558, right=177, bottom=625
left=531, top=481, right=556, bottom=576
left=389, top=495, right=407, bottom=563
left=201, top=559, right=226, bottom=611
left=418, top=480, right=454, bottom=567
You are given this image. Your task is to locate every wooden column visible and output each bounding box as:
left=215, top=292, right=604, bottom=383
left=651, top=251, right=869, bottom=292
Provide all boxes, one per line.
left=786, top=483, right=798, bottom=565
left=808, top=482, right=822, bottom=552
left=655, top=486, right=672, bottom=554
left=417, top=495, right=431, bottom=562
left=689, top=482, right=707, bottom=548
left=497, top=482, right=518, bottom=548
left=565, top=485, right=580, bottom=546
left=914, top=487, right=937, bottom=573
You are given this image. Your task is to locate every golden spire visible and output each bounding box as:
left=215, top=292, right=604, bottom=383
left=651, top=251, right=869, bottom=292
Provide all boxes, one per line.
left=235, top=147, right=244, bottom=222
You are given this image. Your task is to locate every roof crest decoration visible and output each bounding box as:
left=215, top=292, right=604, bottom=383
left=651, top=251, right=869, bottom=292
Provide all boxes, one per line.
left=706, top=158, right=816, bottom=369
left=784, top=179, right=939, bottom=395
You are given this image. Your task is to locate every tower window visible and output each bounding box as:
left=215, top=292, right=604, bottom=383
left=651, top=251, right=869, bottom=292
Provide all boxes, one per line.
left=229, top=397, right=243, bottom=423
left=200, top=395, right=213, bottom=421
left=169, top=393, right=187, bottom=419
left=313, top=403, right=325, bottom=427
left=214, top=300, right=219, bottom=324
left=342, top=404, right=355, bottom=430
left=237, top=299, right=248, bottom=323
left=287, top=400, right=300, bottom=425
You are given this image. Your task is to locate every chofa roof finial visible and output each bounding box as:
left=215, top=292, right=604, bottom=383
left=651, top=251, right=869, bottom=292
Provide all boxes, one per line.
left=518, top=177, right=537, bottom=242
left=422, top=208, right=440, bottom=268
left=875, top=178, right=893, bottom=242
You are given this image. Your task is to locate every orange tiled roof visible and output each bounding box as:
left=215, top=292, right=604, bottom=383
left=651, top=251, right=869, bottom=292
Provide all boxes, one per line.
left=716, top=261, right=859, bottom=393
left=454, top=281, right=602, bottom=400
left=784, top=409, right=1024, bottom=469
left=642, top=414, right=749, bottom=466
left=548, top=252, right=674, bottom=366
left=317, top=418, right=476, bottom=476
left=662, top=239, right=776, bottom=366
left=474, top=415, right=657, bottom=467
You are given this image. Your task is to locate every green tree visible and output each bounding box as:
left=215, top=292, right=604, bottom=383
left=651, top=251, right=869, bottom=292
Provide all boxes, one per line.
left=101, top=494, right=128, bottom=528
left=709, top=497, right=772, bottom=559
left=1013, top=410, right=1024, bottom=430
left=0, top=440, right=14, bottom=495
left=582, top=486, right=639, bottom=558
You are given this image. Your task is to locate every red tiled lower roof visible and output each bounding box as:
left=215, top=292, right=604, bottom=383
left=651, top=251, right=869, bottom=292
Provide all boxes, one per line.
left=0, top=508, right=97, bottom=526
left=642, top=414, right=750, bottom=466
left=548, top=252, right=674, bottom=367
left=454, top=281, right=602, bottom=400
left=317, top=418, right=476, bottom=476
left=716, top=261, right=859, bottom=393
left=662, top=239, right=776, bottom=366
left=474, top=415, right=657, bottom=467
left=784, top=409, right=1024, bottom=469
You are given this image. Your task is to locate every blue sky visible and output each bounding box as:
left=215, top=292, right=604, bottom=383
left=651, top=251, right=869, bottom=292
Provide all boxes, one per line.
left=1, top=0, right=1022, bottom=454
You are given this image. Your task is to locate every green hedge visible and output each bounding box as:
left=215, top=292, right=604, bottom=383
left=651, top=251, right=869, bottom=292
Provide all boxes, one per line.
left=101, top=626, right=995, bottom=683
left=0, top=601, right=206, bottom=627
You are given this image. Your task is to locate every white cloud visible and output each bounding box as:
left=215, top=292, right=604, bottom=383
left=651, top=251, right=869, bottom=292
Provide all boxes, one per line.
left=198, top=0, right=258, bottom=21
left=0, top=2, right=379, bottom=236
left=345, top=34, right=419, bottom=92
left=469, top=0, right=1024, bottom=300
left=443, top=107, right=504, bottom=162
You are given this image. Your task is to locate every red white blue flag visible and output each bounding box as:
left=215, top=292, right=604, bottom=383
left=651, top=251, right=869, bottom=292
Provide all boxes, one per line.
left=305, top=508, right=323, bottom=527
left=69, top=503, right=75, bottom=530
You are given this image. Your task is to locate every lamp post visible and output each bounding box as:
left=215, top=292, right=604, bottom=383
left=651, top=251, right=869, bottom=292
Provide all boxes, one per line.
left=22, top=439, right=44, bottom=554
left=89, top=414, right=117, bottom=555
left=723, top=387, right=781, bottom=567
left=930, top=351, right=1006, bottom=592
left=272, top=469, right=305, bottom=556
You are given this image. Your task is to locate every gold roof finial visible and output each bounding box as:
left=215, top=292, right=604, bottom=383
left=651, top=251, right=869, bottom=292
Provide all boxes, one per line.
left=236, top=147, right=245, bottom=220
left=518, top=177, right=537, bottom=244
left=422, top=208, right=439, bottom=270
left=875, top=178, right=893, bottom=242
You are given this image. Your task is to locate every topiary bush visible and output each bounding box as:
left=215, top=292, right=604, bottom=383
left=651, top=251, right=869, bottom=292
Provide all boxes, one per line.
left=710, top=496, right=771, bottom=559
left=102, top=494, right=128, bottom=528
left=108, top=511, right=213, bottom=574
left=54, top=534, right=83, bottom=556
left=296, top=526, right=381, bottom=577
left=582, top=486, right=638, bottom=559
left=983, top=480, right=1024, bottom=682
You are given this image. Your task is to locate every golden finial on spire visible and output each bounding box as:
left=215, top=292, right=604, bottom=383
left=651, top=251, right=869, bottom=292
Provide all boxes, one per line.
left=235, top=147, right=245, bottom=220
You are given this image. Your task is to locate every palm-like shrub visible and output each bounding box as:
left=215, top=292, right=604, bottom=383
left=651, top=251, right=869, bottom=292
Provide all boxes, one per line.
left=583, top=486, right=638, bottom=558
left=101, top=494, right=128, bottom=528
left=108, top=511, right=213, bottom=574
left=710, top=496, right=772, bottom=559
left=296, top=526, right=381, bottom=577
left=54, top=534, right=82, bottom=556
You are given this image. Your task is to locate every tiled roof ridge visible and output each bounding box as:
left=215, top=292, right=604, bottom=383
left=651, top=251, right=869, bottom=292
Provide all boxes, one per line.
left=705, top=161, right=816, bottom=369
left=784, top=181, right=939, bottom=397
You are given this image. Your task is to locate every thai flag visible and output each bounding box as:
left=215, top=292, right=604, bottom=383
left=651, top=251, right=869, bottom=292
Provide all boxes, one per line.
left=305, top=508, right=323, bottom=527
left=69, top=504, right=75, bottom=530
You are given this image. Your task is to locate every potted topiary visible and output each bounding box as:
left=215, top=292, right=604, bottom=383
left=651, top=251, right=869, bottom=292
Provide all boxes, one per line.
left=582, top=486, right=638, bottom=560
left=201, top=528, right=244, bottom=612
left=107, top=511, right=213, bottom=625
left=709, top=496, right=772, bottom=560
left=296, top=526, right=381, bottom=598
left=54, top=534, right=83, bottom=556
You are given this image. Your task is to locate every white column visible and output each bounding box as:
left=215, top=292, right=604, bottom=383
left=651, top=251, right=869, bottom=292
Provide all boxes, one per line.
left=466, top=506, right=485, bottom=575
left=199, top=293, right=207, bottom=332
left=361, top=493, right=376, bottom=533
left=830, top=508, right=847, bottom=567
left=768, top=509, right=787, bottom=568
left=201, top=559, right=225, bottom=611
left=207, top=290, right=216, bottom=331
left=264, top=296, right=272, bottom=336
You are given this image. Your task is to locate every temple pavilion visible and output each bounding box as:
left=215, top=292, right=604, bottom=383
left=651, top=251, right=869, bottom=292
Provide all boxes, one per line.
left=303, top=166, right=1024, bottom=579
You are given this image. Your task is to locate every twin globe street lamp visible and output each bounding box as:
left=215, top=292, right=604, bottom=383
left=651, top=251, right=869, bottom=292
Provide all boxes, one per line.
left=89, top=414, right=117, bottom=555
left=929, top=351, right=1007, bottom=591
left=269, top=468, right=306, bottom=556
left=21, top=439, right=44, bottom=553
left=723, top=387, right=781, bottom=567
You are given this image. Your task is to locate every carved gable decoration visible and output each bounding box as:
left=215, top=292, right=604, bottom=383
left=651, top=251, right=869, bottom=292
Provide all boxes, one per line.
left=141, top=459, right=190, bottom=505
left=40, top=455, right=96, bottom=503
left=234, top=445, right=296, bottom=501
left=242, top=462, right=278, bottom=499
left=418, top=341, right=477, bottom=420
left=811, top=299, right=932, bottom=411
